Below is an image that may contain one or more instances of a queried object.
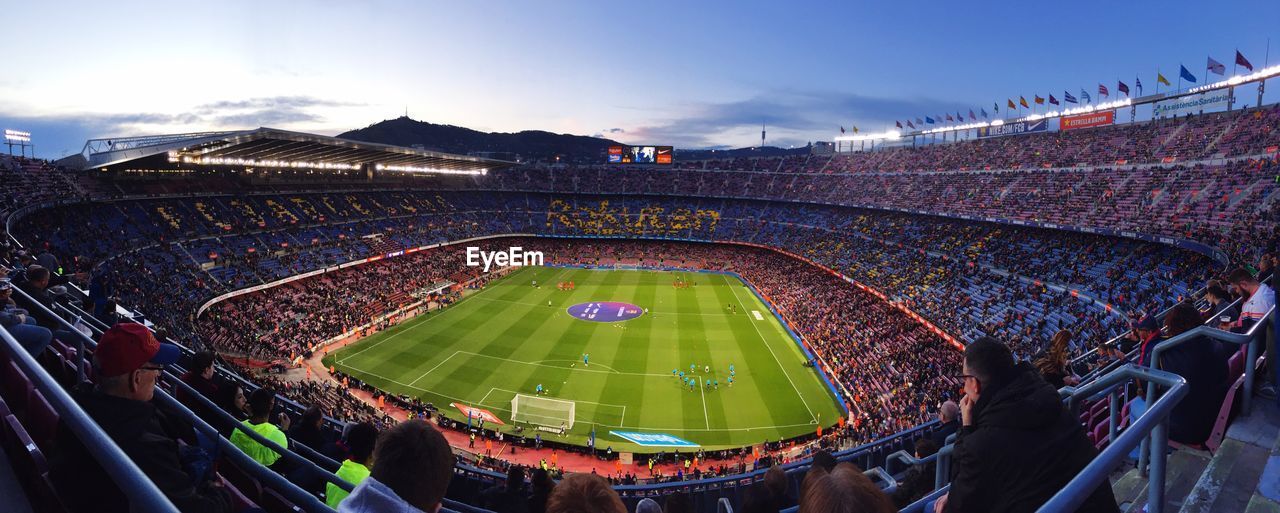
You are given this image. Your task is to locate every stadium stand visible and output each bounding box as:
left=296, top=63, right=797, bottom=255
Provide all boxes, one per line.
left=1, top=104, right=1278, bottom=512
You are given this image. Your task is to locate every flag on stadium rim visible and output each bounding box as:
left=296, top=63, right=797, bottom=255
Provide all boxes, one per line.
left=1180, top=65, right=1197, bottom=83
left=906, top=120, right=916, bottom=129
left=1236, top=50, right=1253, bottom=72
left=1034, top=95, right=1045, bottom=105
left=1063, top=91, right=1078, bottom=104
left=1118, top=81, right=1130, bottom=96
left=1081, top=89, right=1092, bottom=103
left=895, top=120, right=903, bottom=129
left=1136, top=77, right=1143, bottom=94
left=839, top=126, right=845, bottom=134
left=956, top=111, right=964, bottom=121
left=852, top=126, right=859, bottom=133
left=969, top=109, right=976, bottom=120
left=915, top=117, right=924, bottom=125
left=925, top=116, right=936, bottom=124
left=945, top=113, right=954, bottom=121
left=993, top=102, right=999, bottom=113
left=1206, top=56, right=1226, bottom=76
left=1007, top=99, right=1016, bottom=110
left=1098, top=83, right=1109, bottom=97
left=1019, top=96, right=1030, bottom=108
left=1048, top=94, right=1059, bottom=106
left=1157, top=72, right=1171, bottom=86
left=980, top=108, right=989, bottom=118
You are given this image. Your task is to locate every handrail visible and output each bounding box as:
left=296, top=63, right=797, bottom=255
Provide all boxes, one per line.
left=1137, top=304, right=1275, bottom=474
left=1040, top=365, right=1187, bottom=513
left=0, top=326, right=179, bottom=512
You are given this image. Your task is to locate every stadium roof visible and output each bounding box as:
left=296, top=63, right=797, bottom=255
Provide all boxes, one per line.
left=79, top=127, right=513, bottom=175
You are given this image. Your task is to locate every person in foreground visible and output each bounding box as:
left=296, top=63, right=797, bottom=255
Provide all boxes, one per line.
left=935, top=337, right=1118, bottom=513
left=545, top=472, right=627, bottom=513
left=339, top=420, right=455, bottom=513
left=51, top=322, right=232, bottom=513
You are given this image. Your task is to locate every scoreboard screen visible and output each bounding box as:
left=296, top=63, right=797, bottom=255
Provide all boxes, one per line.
left=608, top=145, right=673, bottom=165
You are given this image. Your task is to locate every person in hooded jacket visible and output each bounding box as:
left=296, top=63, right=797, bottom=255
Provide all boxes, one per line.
left=934, top=337, right=1118, bottom=513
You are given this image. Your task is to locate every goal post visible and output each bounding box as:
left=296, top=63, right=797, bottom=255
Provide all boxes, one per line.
left=511, top=394, right=576, bottom=431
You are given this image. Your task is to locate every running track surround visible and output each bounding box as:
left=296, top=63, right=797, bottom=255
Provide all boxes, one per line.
left=566, top=301, right=644, bottom=322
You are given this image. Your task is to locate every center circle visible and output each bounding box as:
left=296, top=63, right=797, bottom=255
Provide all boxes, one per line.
left=566, top=301, right=644, bottom=322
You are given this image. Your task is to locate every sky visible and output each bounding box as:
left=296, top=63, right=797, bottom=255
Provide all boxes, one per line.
left=2, top=0, right=1279, bottom=158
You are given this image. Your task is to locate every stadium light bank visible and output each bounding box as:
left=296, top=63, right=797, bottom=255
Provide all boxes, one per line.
left=466, top=246, right=544, bottom=272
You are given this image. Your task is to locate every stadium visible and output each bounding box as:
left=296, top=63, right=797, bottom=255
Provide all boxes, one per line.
left=1, top=5, right=1279, bottom=513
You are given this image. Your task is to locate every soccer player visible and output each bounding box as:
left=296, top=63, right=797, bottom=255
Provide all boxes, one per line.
left=689, top=380, right=696, bottom=392
left=547, top=300, right=552, bottom=307
left=728, top=376, right=733, bottom=387
left=583, top=353, right=589, bottom=367
left=713, top=380, right=718, bottom=390
left=729, top=364, right=735, bottom=373
left=704, top=365, right=709, bottom=373
left=672, top=368, right=678, bottom=378
left=704, top=379, right=710, bottom=388
left=678, top=370, right=685, bottom=380
left=536, top=384, right=544, bottom=395
left=690, top=363, right=695, bottom=374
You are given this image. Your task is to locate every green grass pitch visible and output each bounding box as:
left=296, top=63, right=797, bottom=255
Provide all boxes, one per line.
left=322, top=266, right=843, bottom=453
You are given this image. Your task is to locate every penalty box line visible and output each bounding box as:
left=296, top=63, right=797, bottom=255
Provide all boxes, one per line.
left=479, top=387, right=627, bottom=426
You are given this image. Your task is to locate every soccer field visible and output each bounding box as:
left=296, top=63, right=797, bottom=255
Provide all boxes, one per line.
left=322, top=265, right=844, bottom=452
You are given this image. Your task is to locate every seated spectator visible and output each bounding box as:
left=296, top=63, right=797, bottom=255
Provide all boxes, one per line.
left=930, top=401, right=960, bottom=448
left=934, top=337, right=1117, bottom=513
left=528, top=467, right=555, bottom=513
left=1227, top=267, right=1276, bottom=398
left=326, top=422, right=378, bottom=509
left=799, top=462, right=895, bottom=513
left=178, top=351, right=219, bottom=410
left=762, top=465, right=795, bottom=510
left=17, top=264, right=54, bottom=308
left=546, top=473, right=626, bottom=513
left=0, top=277, right=52, bottom=356
left=1131, top=314, right=1164, bottom=368
left=216, top=381, right=250, bottom=424
left=230, top=387, right=290, bottom=468
left=635, top=497, right=663, bottom=513
left=1157, top=303, right=1229, bottom=445
left=482, top=465, right=531, bottom=513
left=339, top=420, right=454, bottom=512
left=1034, top=330, right=1080, bottom=389
left=1202, top=284, right=1239, bottom=325
left=892, top=438, right=939, bottom=508
left=288, top=405, right=330, bottom=453
left=50, top=323, right=232, bottom=513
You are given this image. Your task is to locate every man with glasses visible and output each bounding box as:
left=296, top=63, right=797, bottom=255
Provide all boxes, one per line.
left=932, top=337, right=1117, bottom=513
left=51, top=322, right=233, bottom=513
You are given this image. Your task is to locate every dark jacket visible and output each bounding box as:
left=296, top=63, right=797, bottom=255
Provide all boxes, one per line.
left=892, top=460, right=938, bottom=508
left=1157, top=335, right=1229, bottom=445
left=944, top=362, right=1118, bottom=513
left=50, top=385, right=231, bottom=513
left=480, top=483, right=531, bottom=513
left=930, top=419, right=960, bottom=448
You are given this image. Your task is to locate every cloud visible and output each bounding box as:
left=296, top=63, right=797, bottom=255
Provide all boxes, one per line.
left=625, top=89, right=966, bottom=149
left=0, top=95, right=361, bottom=158
left=604, top=128, right=625, bottom=133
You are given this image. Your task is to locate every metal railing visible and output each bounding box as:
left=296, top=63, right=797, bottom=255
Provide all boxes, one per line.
left=1137, top=304, right=1274, bottom=475
left=0, top=326, right=179, bottom=512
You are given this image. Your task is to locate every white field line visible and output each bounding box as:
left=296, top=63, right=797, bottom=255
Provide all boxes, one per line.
left=699, top=380, right=710, bottom=429
left=407, top=350, right=461, bottom=387
left=724, top=275, right=817, bottom=423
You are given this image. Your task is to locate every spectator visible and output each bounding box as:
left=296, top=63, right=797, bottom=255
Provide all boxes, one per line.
left=635, top=497, right=663, bottom=513
left=50, top=323, right=231, bottom=513
left=339, top=420, right=455, bottom=513
left=1131, top=315, right=1164, bottom=368
left=481, top=465, right=530, bottom=513
left=545, top=473, right=626, bottom=513
left=326, top=422, right=378, bottom=509
left=934, top=337, right=1117, bottom=513
left=1202, top=284, right=1238, bottom=325
left=799, top=462, right=895, bottom=513
left=289, top=405, right=330, bottom=453
left=0, top=277, right=53, bottom=356
left=1227, top=267, right=1276, bottom=398
left=1034, top=330, right=1079, bottom=389
left=216, top=381, right=250, bottom=424
left=178, top=351, right=219, bottom=410
left=892, top=438, right=940, bottom=508
left=762, top=465, right=795, bottom=510
left=17, top=264, right=54, bottom=308
left=930, top=401, right=960, bottom=448
left=528, top=467, right=555, bottom=513
left=1156, top=303, right=1228, bottom=445
left=230, top=387, right=290, bottom=468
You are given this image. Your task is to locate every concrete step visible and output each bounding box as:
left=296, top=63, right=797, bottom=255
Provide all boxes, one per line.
left=1114, top=449, right=1212, bottom=513
left=1180, top=397, right=1280, bottom=513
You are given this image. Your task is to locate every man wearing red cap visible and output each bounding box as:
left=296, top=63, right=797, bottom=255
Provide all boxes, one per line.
left=51, top=323, right=232, bottom=513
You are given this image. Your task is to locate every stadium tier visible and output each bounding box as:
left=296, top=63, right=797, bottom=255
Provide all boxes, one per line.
left=1, top=101, right=1278, bottom=513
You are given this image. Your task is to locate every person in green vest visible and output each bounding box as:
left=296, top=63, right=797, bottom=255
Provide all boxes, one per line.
left=326, top=422, right=378, bottom=508
left=230, top=387, right=290, bottom=468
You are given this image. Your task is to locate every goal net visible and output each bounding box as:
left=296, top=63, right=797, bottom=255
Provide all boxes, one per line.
left=511, top=394, right=575, bottom=430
